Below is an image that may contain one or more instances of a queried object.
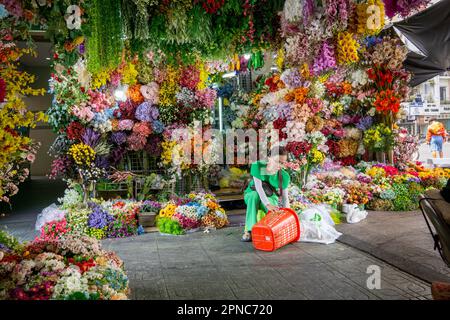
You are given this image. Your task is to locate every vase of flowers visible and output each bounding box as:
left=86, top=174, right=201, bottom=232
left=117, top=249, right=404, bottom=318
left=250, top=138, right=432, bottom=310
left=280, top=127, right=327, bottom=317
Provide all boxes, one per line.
left=138, top=201, right=162, bottom=228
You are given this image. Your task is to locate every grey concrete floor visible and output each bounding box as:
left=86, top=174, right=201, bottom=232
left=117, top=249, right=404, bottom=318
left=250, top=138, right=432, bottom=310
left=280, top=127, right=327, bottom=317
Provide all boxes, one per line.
left=418, top=141, right=450, bottom=162
left=1, top=178, right=448, bottom=300
left=101, top=228, right=432, bottom=300
left=0, top=178, right=66, bottom=241
left=336, top=210, right=450, bottom=283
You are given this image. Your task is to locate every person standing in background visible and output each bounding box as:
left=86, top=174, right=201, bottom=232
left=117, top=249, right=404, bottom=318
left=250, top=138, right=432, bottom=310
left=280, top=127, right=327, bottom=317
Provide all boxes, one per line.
left=426, top=119, right=447, bottom=158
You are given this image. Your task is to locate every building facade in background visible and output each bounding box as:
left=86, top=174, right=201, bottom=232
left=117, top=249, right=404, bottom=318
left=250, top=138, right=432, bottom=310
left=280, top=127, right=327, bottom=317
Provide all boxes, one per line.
left=401, top=71, right=450, bottom=138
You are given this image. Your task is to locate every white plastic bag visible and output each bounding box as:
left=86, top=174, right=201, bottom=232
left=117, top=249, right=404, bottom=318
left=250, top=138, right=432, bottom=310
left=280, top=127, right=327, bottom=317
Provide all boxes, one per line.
left=298, top=204, right=342, bottom=244
left=342, top=204, right=368, bottom=224
left=35, top=204, right=66, bottom=231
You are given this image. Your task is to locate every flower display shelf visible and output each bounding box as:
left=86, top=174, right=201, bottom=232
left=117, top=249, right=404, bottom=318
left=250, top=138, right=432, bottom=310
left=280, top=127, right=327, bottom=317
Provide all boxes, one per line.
left=237, top=72, right=254, bottom=92
left=122, top=151, right=159, bottom=175
left=214, top=188, right=245, bottom=211
left=95, top=180, right=132, bottom=200
left=134, top=174, right=166, bottom=198
left=124, top=151, right=145, bottom=173
left=172, top=174, right=209, bottom=196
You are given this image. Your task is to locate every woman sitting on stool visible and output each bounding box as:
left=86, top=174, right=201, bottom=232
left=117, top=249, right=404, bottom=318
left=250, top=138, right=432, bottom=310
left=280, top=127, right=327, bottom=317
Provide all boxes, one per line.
left=241, top=147, right=290, bottom=242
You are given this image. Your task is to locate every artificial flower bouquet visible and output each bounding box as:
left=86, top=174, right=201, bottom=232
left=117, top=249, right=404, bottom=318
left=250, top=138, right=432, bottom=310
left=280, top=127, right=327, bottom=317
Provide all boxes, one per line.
left=363, top=123, right=394, bottom=153
left=140, top=200, right=162, bottom=214
left=0, top=230, right=129, bottom=300
left=38, top=187, right=169, bottom=240
left=303, top=161, right=450, bottom=213
left=0, top=38, right=46, bottom=203
left=156, top=192, right=228, bottom=235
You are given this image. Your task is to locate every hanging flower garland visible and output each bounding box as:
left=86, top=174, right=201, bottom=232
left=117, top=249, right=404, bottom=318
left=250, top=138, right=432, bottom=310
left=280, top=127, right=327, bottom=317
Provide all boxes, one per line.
left=241, top=0, right=256, bottom=45
left=383, top=0, right=431, bottom=18
left=324, top=0, right=350, bottom=32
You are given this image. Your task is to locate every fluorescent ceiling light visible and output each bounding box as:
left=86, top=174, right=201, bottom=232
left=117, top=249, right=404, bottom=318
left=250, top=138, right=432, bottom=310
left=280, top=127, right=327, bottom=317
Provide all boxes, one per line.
left=114, top=85, right=128, bottom=102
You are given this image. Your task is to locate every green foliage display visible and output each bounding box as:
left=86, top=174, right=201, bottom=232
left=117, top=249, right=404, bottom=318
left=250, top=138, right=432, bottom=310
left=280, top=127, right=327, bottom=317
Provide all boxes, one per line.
left=392, top=183, right=418, bottom=211
left=31, top=0, right=284, bottom=69
left=0, top=229, right=22, bottom=252
left=363, top=123, right=394, bottom=153
left=156, top=216, right=185, bottom=235
left=407, top=182, right=425, bottom=204
left=121, top=0, right=283, bottom=64
left=86, top=0, right=124, bottom=74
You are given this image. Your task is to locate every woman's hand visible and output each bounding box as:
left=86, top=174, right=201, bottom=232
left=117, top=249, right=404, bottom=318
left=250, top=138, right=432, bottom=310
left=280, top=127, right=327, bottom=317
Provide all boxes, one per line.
left=266, top=204, right=278, bottom=212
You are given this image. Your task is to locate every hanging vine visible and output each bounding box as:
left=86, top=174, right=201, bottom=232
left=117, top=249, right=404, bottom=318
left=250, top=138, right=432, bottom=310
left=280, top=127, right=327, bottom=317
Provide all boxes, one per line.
left=86, top=0, right=124, bottom=74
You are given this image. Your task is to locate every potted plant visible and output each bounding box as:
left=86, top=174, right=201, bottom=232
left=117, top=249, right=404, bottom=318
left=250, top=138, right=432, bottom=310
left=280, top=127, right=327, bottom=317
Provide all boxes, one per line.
left=138, top=201, right=162, bottom=228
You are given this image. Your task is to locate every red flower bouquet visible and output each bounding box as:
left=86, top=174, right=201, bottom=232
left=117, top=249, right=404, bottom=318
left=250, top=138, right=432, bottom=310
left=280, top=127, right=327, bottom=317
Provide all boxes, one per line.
left=374, top=89, right=400, bottom=114
left=198, top=0, right=225, bottom=14
left=66, top=122, right=85, bottom=141
left=67, top=258, right=96, bottom=274
left=273, top=117, right=287, bottom=140
left=265, top=75, right=285, bottom=92
left=367, top=66, right=394, bottom=90
left=326, top=139, right=340, bottom=158
left=286, top=141, right=312, bottom=158
left=338, top=156, right=357, bottom=166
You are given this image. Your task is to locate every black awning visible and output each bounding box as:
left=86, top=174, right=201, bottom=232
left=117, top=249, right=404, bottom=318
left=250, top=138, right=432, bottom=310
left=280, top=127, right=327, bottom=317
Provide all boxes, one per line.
left=393, top=0, right=450, bottom=86
left=404, top=52, right=446, bottom=87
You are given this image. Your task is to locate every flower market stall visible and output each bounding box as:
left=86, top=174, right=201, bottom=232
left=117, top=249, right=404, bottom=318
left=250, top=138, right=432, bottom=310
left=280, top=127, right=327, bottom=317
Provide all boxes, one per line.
left=1, top=0, right=446, bottom=246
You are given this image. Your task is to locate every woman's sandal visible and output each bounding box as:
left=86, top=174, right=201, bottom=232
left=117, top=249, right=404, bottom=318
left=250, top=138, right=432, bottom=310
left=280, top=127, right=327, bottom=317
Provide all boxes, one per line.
left=241, top=231, right=252, bottom=242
